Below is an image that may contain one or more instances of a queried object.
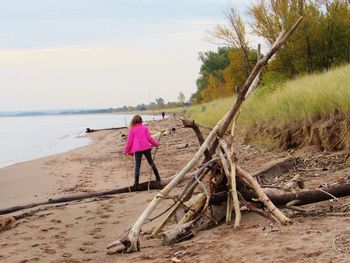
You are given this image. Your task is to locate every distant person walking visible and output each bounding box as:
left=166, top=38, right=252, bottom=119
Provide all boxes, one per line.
left=124, top=115, right=161, bottom=187
left=161, top=111, right=165, bottom=119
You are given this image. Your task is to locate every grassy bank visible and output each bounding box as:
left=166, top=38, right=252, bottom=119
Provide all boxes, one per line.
left=187, top=64, right=350, bottom=150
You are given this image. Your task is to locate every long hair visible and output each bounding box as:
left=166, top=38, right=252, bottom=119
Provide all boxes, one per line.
left=129, top=115, right=142, bottom=128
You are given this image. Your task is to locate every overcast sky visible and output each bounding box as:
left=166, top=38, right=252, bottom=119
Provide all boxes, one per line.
left=0, top=0, right=256, bottom=111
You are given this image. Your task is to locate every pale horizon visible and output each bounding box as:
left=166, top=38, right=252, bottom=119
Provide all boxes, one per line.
left=0, top=0, right=258, bottom=111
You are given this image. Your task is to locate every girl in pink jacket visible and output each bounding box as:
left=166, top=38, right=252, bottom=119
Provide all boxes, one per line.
left=124, top=115, right=161, bottom=187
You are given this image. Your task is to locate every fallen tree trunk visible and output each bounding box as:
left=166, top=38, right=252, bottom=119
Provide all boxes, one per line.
left=211, top=182, right=350, bottom=207
left=0, top=180, right=167, bottom=216
left=261, top=183, right=350, bottom=206
left=86, top=127, right=127, bottom=133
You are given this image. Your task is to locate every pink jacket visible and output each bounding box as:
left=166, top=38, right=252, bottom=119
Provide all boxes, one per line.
left=124, top=124, right=159, bottom=155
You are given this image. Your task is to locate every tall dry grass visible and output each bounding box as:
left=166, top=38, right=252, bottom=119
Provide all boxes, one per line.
left=187, top=64, right=350, bottom=150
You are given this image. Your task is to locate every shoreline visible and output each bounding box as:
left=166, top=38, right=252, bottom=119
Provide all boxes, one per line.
left=1, top=117, right=349, bottom=262
left=0, top=116, right=165, bottom=208
left=0, top=113, right=161, bottom=170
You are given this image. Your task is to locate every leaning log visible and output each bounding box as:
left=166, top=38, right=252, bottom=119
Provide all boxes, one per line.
left=181, top=117, right=212, bottom=161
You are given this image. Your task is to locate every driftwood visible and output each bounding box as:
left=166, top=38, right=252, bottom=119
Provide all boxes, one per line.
left=181, top=118, right=212, bottom=162
left=236, top=166, right=291, bottom=225
left=260, top=183, right=350, bottom=206
left=161, top=221, right=195, bottom=245
left=86, top=127, right=127, bottom=133
left=211, top=183, right=350, bottom=208
left=107, top=16, right=304, bottom=254
left=151, top=158, right=219, bottom=237
left=0, top=180, right=167, bottom=216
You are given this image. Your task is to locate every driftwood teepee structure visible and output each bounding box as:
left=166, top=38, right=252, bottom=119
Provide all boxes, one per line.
left=107, top=17, right=304, bottom=254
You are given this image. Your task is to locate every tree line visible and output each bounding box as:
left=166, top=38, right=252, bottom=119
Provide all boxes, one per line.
left=113, top=92, right=188, bottom=112
left=191, top=0, right=350, bottom=103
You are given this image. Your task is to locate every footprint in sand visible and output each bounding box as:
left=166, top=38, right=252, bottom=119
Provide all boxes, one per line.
left=62, top=252, right=72, bottom=258
left=20, top=236, right=33, bottom=241
left=79, top=247, right=98, bottom=254
left=28, top=258, right=40, bottom=262
left=58, top=243, right=66, bottom=249
left=53, top=234, right=65, bottom=239
left=40, top=226, right=58, bottom=232
left=50, top=219, right=62, bottom=224
left=82, top=241, right=95, bottom=246
left=41, top=247, right=56, bottom=255
left=99, top=214, right=111, bottom=219
left=94, top=221, right=107, bottom=226
left=93, top=234, right=105, bottom=240
left=88, top=227, right=102, bottom=235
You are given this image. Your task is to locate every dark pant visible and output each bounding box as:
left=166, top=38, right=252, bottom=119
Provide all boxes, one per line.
left=134, top=149, right=160, bottom=184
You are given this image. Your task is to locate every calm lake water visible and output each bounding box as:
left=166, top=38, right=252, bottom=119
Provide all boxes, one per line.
left=0, top=113, right=160, bottom=168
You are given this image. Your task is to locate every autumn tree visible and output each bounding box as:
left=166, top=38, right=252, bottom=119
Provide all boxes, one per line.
left=191, top=47, right=232, bottom=103
left=210, top=7, right=252, bottom=78
left=249, top=0, right=350, bottom=75
left=191, top=0, right=349, bottom=103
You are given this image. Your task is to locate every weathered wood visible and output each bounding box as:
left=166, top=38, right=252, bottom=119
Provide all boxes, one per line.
left=86, top=127, right=126, bottom=133
left=212, top=181, right=350, bottom=208
left=151, top=158, right=219, bottom=237
left=117, top=125, right=221, bottom=252
left=107, top=16, right=304, bottom=254
left=0, top=216, right=16, bottom=231
left=181, top=117, right=212, bottom=161
left=237, top=166, right=291, bottom=225
left=177, top=193, right=206, bottom=225
left=161, top=221, right=195, bottom=245
left=0, top=180, right=166, bottom=216
left=237, top=192, right=279, bottom=223
left=252, top=156, right=296, bottom=181
left=261, top=183, right=350, bottom=206
left=219, top=139, right=241, bottom=228
left=218, top=151, right=233, bottom=224
left=282, top=174, right=302, bottom=191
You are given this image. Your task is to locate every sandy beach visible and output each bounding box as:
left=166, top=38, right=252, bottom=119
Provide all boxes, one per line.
left=0, top=117, right=349, bottom=263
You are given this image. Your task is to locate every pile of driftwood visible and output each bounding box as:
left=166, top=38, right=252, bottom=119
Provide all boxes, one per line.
left=107, top=16, right=350, bottom=253
left=106, top=17, right=310, bottom=254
